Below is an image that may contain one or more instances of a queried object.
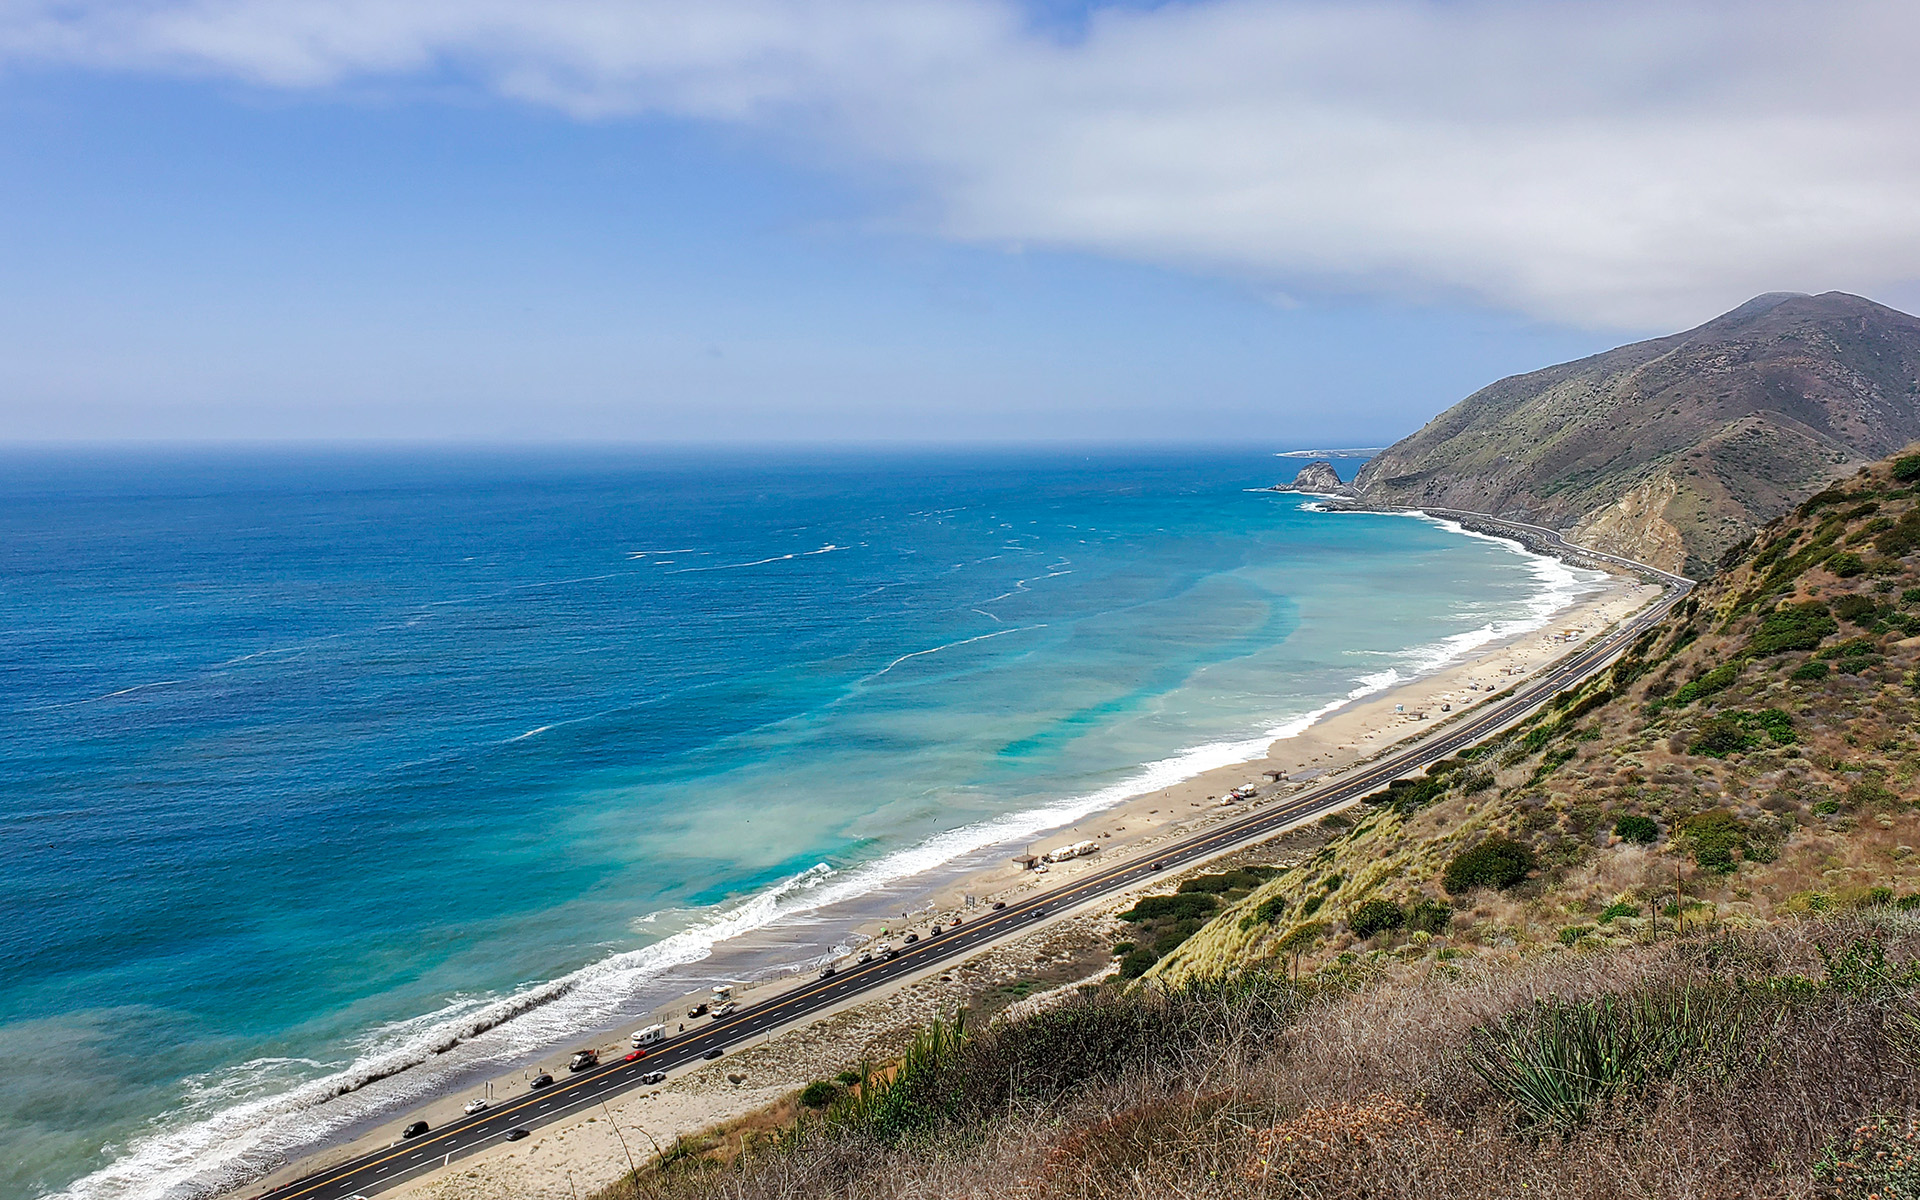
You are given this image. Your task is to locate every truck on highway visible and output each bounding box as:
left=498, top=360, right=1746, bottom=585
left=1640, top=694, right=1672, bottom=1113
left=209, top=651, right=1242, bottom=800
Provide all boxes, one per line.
left=630, top=1023, right=666, bottom=1048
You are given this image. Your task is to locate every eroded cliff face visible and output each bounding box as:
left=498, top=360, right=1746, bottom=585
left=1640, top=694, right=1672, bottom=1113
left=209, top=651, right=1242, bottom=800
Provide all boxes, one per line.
left=1569, top=475, right=1688, bottom=574
left=1354, top=291, right=1920, bottom=575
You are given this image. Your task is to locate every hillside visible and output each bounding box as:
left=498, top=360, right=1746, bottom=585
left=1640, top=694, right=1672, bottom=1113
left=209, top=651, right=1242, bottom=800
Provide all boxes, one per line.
left=1353, top=292, right=1920, bottom=577
left=1162, top=446, right=1920, bottom=981
left=588, top=446, right=1920, bottom=1200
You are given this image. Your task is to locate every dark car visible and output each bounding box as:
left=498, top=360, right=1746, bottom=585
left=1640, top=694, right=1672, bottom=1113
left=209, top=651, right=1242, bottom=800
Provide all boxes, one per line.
left=881, top=949, right=900, bottom=961
left=991, top=900, right=1007, bottom=910
left=569, top=1050, right=598, bottom=1072
left=530, top=1073, right=554, bottom=1090
left=1151, top=859, right=1170, bottom=870
left=505, top=1128, right=530, bottom=1142
left=818, top=965, right=836, bottom=979
left=1028, top=908, right=1046, bottom=920
left=402, top=1121, right=429, bottom=1139
left=702, top=1048, right=724, bottom=1060
left=903, top=932, right=919, bottom=944
left=687, top=1002, right=709, bottom=1018
left=640, top=1070, right=667, bottom=1084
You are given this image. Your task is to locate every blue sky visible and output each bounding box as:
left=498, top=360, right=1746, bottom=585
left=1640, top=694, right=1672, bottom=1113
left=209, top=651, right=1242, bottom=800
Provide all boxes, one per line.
left=2, top=0, right=1916, bottom=444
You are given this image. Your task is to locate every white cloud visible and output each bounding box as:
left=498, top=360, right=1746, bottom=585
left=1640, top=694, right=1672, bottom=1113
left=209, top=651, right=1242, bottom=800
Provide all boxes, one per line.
left=6, top=0, right=1919, bottom=327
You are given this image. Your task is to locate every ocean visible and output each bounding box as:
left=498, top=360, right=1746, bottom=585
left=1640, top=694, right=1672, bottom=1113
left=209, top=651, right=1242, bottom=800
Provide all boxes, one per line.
left=0, top=448, right=1599, bottom=1199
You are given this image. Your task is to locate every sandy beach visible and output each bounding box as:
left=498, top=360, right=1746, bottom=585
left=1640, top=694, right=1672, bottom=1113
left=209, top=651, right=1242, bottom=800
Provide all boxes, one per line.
left=242, top=566, right=1659, bottom=1200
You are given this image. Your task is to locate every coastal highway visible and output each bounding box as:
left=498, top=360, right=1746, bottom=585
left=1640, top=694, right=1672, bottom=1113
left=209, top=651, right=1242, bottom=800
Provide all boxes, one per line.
left=256, top=564, right=1690, bottom=1200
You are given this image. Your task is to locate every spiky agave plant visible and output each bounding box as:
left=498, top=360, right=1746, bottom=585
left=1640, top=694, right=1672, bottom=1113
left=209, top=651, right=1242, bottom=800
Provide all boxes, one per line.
left=1467, top=985, right=1760, bottom=1129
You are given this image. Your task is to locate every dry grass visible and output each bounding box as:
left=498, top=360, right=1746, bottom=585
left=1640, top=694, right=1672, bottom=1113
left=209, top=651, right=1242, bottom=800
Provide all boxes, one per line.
left=589, top=918, right=1920, bottom=1200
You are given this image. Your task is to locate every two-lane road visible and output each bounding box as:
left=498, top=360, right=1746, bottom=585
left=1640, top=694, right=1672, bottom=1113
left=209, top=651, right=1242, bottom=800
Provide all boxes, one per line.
left=258, top=566, right=1689, bottom=1200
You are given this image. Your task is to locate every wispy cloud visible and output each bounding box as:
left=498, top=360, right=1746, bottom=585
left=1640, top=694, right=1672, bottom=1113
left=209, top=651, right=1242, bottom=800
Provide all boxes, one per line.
left=8, top=0, right=1918, bottom=328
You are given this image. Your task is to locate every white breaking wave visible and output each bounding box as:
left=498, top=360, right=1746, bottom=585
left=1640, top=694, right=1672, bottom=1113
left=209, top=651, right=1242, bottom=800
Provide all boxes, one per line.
left=54, top=510, right=1603, bottom=1200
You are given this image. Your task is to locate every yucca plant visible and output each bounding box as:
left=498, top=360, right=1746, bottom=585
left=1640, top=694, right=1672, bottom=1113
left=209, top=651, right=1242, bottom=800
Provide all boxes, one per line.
left=1467, top=985, right=1761, bottom=1129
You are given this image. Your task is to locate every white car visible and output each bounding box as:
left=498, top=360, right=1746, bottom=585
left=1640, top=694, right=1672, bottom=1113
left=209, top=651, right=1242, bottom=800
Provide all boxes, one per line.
left=463, top=1099, right=490, bottom=1115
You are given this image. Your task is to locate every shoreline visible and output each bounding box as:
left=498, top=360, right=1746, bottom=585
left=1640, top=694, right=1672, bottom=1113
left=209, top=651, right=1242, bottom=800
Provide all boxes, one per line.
left=238, top=544, right=1661, bottom=1200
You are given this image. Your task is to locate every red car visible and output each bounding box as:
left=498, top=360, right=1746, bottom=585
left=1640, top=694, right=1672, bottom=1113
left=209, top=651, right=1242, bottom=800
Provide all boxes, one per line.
left=624, top=1049, right=647, bottom=1062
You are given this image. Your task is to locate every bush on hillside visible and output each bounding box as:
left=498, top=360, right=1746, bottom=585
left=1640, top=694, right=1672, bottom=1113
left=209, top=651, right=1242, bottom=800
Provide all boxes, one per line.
left=1833, top=593, right=1879, bottom=623
left=1691, top=714, right=1758, bottom=758
left=1829, top=551, right=1868, bottom=577
left=1678, top=810, right=1747, bottom=873
left=1793, top=660, right=1831, bottom=681
left=799, top=1080, right=840, bottom=1108
left=1347, top=898, right=1404, bottom=939
left=1406, top=897, right=1453, bottom=934
left=1894, top=453, right=1920, bottom=481
left=1442, top=836, right=1537, bottom=894
left=1613, top=815, right=1659, bottom=844
left=1120, top=893, right=1219, bottom=923
left=1674, top=660, right=1743, bottom=706
left=1749, top=601, right=1838, bottom=655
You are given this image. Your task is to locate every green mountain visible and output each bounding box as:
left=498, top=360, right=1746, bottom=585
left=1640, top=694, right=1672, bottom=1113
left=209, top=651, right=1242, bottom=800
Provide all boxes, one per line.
left=1354, top=292, right=1920, bottom=576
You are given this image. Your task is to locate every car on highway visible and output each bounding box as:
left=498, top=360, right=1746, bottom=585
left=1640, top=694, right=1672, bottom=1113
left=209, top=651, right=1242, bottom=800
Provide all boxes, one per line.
left=881, top=948, right=900, bottom=961
left=903, top=932, right=919, bottom=944
left=402, top=1121, right=429, bottom=1139
left=702, top=1048, right=723, bottom=1060
left=625, top=1049, right=647, bottom=1062
left=991, top=900, right=1006, bottom=910
left=818, top=965, right=837, bottom=979
left=1151, top=859, right=1170, bottom=870
left=463, top=1098, right=490, bottom=1115
left=857, top=952, right=873, bottom=964
left=505, top=1128, right=529, bottom=1142
left=530, top=1073, right=554, bottom=1090
left=640, top=1070, right=667, bottom=1084
left=569, top=1050, right=599, bottom=1072
left=1028, top=908, right=1047, bottom=920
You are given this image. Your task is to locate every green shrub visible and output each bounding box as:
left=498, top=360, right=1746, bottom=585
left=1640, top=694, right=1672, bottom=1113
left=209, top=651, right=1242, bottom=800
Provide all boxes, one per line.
left=1749, top=601, right=1837, bottom=654
left=1176, top=867, right=1278, bottom=895
left=1365, top=775, right=1448, bottom=814
left=1834, top=593, right=1880, bottom=622
left=1678, top=809, right=1747, bottom=873
left=1747, top=707, right=1796, bottom=743
left=1613, top=814, right=1659, bottom=844
left=1557, top=924, right=1596, bottom=947
left=1116, top=948, right=1159, bottom=979
left=1690, top=714, right=1757, bottom=758
left=1348, top=898, right=1405, bottom=938
left=1829, top=551, right=1868, bottom=577
left=1254, top=894, right=1288, bottom=924
left=1443, top=836, right=1537, bottom=894
left=834, top=1069, right=862, bottom=1086
left=1119, top=893, right=1219, bottom=923
left=1520, top=724, right=1554, bottom=752
left=799, top=1080, right=840, bottom=1108
left=1895, top=453, right=1920, bottom=481
left=1674, top=659, right=1744, bottom=706
left=1406, top=897, right=1453, bottom=934
left=1299, top=894, right=1325, bottom=917
left=1792, top=660, right=1830, bottom=681
left=1598, top=901, right=1640, bottom=924
left=1813, top=798, right=1841, bottom=815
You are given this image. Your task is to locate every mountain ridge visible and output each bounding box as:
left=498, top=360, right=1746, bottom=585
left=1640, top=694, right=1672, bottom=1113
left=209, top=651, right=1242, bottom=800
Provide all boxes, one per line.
left=1353, top=291, right=1920, bottom=576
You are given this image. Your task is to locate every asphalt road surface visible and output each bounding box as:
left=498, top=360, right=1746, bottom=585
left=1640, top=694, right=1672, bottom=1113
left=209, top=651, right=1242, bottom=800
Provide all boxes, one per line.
left=256, top=563, right=1689, bottom=1200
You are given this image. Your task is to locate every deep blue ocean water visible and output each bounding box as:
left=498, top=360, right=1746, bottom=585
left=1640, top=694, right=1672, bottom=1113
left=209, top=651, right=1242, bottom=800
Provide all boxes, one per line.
left=0, top=448, right=1595, bottom=1199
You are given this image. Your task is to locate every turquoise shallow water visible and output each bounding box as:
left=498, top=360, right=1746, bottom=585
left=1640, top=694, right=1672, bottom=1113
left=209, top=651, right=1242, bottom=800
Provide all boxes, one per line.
left=0, top=448, right=1594, bottom=1199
